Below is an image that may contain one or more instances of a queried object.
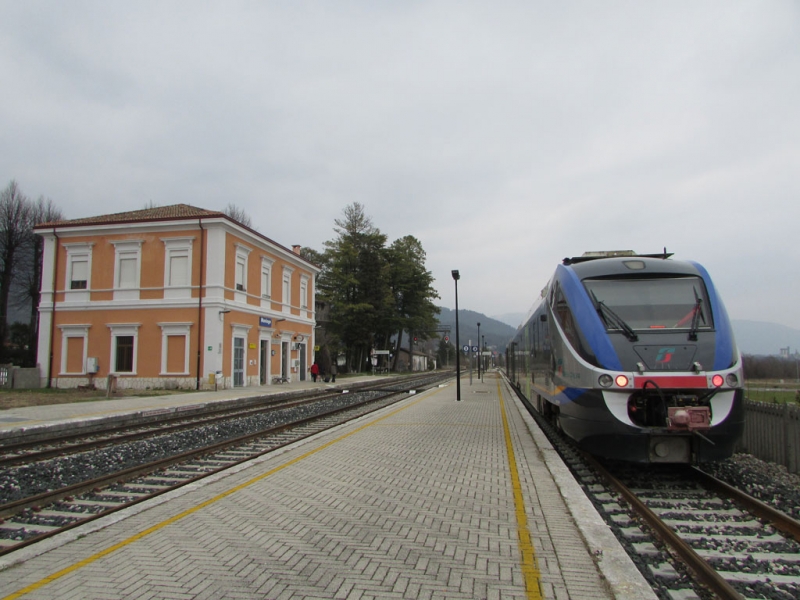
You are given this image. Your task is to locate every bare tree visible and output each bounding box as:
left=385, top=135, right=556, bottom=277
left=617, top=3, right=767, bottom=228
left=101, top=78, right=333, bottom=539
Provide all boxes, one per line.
left=223, top=203, right=254, bottom=229
left=0, top=180, right=33, bottom=361
left=15, top=196, right=64, bottom=365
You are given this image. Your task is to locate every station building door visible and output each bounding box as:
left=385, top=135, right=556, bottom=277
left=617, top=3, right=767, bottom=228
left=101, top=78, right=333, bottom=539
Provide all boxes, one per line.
left=233, top=337, right=245, bottom=387
left=259, top=340, right=269, bottom=385
left=298, top=343, right=307, bottom=381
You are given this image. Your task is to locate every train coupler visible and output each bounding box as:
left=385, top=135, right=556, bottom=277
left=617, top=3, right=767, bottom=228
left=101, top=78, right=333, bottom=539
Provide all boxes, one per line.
left=666, top=406, right=710, bottom=431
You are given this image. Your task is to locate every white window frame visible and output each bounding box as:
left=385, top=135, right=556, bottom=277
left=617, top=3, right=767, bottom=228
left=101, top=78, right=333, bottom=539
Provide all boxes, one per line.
left=64, top=243, right=94, bottom=301
left=261, top=257, right=274, bottom=301
left=111, top=240, right=143, bottom=301
left=282, top=266, right=293, bottom=314
left=300, top=275, right=309, bottom=310
left=234, top=244, right=251, bottom=294
left=158, top=322, right=192, bottom=375
left=58, top=324, right=90, bottom=375
left=108, top=323, right=141, bottom=374
left=162, top=237, right=194, bottom=299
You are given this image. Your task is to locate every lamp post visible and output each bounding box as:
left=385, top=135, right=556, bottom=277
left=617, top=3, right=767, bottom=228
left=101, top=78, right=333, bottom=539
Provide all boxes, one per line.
left=476, top=322, right=481, bottom=380
left=481, top=335, right=485, bottom=380
left=452, top=270, right=461, bottom=402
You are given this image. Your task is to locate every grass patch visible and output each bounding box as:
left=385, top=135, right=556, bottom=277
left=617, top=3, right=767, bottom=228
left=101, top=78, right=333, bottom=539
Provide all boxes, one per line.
left=744, top=380, right=800, bottom=405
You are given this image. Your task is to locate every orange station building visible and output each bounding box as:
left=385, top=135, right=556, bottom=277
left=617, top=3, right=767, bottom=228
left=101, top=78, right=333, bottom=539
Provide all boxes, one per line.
left=34, top=204, right=320, bottom=390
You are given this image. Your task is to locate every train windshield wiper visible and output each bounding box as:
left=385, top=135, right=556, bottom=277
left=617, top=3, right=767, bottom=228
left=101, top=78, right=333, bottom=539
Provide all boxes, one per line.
left=591, top=291, right=638, bottom=341
left=688, top=287, right=706, bottom=341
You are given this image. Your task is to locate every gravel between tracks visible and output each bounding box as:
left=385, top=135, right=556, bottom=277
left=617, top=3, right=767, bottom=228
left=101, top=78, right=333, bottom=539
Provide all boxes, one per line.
left=700, top=452, right=800, bottom=520
left=0, top=390, right=384, bottom=504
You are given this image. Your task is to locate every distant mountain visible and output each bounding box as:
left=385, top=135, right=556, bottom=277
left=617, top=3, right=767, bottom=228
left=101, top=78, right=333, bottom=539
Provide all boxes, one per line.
left=491, top=312, right=526, bottom=329
left=436, top=307, right=517, bottom=351
left=731, top=320, right=800, bottom=356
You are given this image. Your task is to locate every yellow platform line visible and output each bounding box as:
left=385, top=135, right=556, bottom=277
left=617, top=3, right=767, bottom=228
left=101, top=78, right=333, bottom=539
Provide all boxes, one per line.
left=497, top=377, right=543, bottom=600
left=3, top=391, right=434, bottom=600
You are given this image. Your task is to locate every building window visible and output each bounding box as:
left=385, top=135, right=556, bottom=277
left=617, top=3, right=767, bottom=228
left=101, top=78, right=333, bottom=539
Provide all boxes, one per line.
left=117, top=253, right=138, bottom=288
left=70, top=259, right=88, bottom=289
left=236, top=257, right=245, bottom=290
left=169, top=253, right=189, bottom=286
left=115, top=336, right=134, bottom=372
left=108, top=324, right=140, bottom=374
left=163, top=237, right=194, bottom=299
left=282, top=267, right=293, bottom=312
left=58, top=325, right=90, bottom=374
left=112, top=240, right=143, bottom=300
left=64, top=243, right=93, bottom=293
left=261, top=257, right=274, bottom=299
left=235, top=244, right=251, bottom=293
left=300, top=276, right=309, bottom=310
left=158, top=323, right=192, bottom=375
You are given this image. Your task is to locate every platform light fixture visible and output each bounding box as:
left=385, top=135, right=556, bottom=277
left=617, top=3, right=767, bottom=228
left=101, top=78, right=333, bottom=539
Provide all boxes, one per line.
left=452, top=270, right=461, bottom=402
left=482, top=335, right=485, bottom=380
left=476, top=322, right=481, bottom=380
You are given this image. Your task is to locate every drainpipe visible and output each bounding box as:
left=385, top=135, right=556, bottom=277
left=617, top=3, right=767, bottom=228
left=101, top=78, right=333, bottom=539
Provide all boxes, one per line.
left=47, top=230, right=59, bottom=388
left=196, top=219, right=205, bottom=390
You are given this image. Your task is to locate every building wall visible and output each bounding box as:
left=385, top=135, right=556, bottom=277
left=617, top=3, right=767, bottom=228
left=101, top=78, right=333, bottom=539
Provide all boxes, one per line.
left=36, top=215, right=318, bottom=390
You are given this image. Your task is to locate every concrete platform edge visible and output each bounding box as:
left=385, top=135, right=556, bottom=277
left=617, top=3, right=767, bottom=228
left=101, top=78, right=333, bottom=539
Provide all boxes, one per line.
left=504, top=378, right=659, bottom=600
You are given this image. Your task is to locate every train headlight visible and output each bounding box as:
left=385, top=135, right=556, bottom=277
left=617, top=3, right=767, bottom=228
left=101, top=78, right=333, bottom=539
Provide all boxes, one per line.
left=711, top=374, right=724, bottom=388
left=726, top=373, right=739, bottom=387
left=598, top=374, right=613, bottom=388
left=614, top=375, right=629, bottom=387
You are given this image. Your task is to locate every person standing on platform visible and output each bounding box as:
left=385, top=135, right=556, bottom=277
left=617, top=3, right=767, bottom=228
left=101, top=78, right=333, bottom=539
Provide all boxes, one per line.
left=310, top=362, right=319, bottom=382
left=330, top=362, right=337, bottom=383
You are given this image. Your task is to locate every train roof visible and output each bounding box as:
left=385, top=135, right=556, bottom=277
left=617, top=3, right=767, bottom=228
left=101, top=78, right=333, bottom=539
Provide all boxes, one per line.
left=563, top=252, right=704, bottom=280
left=562, top=250, right=673, bottom=265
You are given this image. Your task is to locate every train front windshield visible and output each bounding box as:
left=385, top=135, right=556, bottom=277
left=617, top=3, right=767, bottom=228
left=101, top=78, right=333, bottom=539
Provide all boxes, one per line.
left=583, top=276, right=713, bottom=332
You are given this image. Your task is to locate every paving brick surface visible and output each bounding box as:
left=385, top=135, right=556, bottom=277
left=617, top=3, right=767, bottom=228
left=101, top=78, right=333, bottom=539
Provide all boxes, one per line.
left=0, top=374, right=622, bottom=599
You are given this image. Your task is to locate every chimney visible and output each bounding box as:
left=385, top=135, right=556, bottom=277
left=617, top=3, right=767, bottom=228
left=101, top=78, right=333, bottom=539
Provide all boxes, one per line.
left=292, top=245, right=301, bottom=255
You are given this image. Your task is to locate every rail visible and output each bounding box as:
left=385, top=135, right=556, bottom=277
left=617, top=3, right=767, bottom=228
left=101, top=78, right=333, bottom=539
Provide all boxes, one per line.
left=0, top=376, right=452, bottom=556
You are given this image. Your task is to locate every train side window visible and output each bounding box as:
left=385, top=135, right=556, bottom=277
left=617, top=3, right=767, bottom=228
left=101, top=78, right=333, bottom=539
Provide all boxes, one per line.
left=553, top=286, right=580, bottom=350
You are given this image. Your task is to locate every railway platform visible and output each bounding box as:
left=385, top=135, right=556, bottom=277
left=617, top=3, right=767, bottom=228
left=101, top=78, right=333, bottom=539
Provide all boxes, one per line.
left=0, top=372, right=655, bottom=599
left=0, top=375, right=380, bottom=443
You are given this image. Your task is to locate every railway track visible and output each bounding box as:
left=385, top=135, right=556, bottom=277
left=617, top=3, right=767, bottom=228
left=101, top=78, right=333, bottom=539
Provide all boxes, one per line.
left=0, top=373, right=451, bottom=558
left=0, top=394, right=339, bottom=468
left=587, top=457, right=800, bottom=599
left=0, top=374, right=438, bottom=465
left=509, top=378, right=800, bottom=599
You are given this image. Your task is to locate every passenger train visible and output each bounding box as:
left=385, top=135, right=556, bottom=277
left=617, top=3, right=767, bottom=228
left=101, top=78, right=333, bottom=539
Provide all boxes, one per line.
left=506, top=251, right=745, bottom=463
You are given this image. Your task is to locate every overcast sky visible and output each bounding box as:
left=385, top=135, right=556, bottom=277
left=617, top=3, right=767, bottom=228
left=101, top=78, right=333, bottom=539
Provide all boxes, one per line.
left=2, top=1, right=799, bottom=330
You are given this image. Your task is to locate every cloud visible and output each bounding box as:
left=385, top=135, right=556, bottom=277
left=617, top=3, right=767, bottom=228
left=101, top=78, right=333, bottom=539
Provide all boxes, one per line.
left=2, top=1, right=799, bottom=328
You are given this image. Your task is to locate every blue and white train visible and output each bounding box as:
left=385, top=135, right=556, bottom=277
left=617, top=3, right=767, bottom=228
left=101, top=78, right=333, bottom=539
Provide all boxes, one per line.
left=506, top=251, right=745, bottom=463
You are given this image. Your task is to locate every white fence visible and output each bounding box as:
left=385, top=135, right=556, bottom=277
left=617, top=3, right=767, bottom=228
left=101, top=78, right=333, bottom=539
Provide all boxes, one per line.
left=738, top=400, right=800, bottom=474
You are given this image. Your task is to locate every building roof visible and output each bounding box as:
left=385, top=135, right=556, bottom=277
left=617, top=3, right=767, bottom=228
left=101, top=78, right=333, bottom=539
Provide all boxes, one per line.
left=35, top=204, right=224, bottom=229
left=34, top=203, right=321, bottom=271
